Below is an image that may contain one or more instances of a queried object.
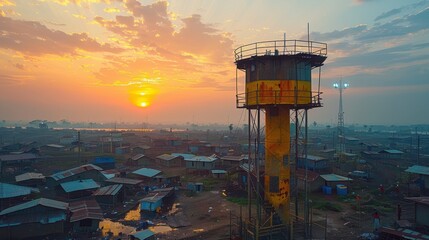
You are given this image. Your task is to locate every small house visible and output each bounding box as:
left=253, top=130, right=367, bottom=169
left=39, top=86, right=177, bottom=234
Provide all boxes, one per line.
left=0, top=198, right=68, bottom=239
left=59, top=179, right=100, bottom=199
left=297, top=155, right=328, bottom=172
left=212, top=170, right=227, bottom=178
left=0, top=182, right=39, bottom=210
left=93, top=184, right=124, bottom=207
left=104, top=177, right=143, bottom=196
left=406, top=197, right=429, bottom=228
left=295, top=169, right=322, bottom=192
left=320, top=173, right=352, bottom=193
left=140, top=187, right=175, bottom=212
left=219, top=155, right=246, bottom=168
left=378, top=149, right=404, bottom=160
left=405, top=165, right=429, bottom=193
left=69, top=199, right=103, bottom=233
left=131, top=168, right=162, bottom=181
left=15, top=172, right=45, bottom=187
left=156, top=154, right=184, bottom=167
left=46, top=164, right=106, bottom=187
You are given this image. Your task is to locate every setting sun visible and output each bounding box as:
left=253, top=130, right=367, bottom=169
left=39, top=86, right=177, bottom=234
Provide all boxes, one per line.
left=140, top=102, right=148, bottom=107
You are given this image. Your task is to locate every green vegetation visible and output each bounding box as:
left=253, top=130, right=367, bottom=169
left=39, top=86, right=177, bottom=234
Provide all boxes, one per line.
left=226, top=197, right=248, bottom=206
left=312, top=201, right=343, bottom=212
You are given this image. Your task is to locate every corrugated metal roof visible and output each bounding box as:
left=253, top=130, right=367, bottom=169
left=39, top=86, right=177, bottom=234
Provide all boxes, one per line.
left=299, top=155, right=326, bottom=161
left=106, top=177, right=143, bottom=185
left=0, top=153, right=39, bottom=162
left=93, top=184, right=123, bottom=196
left=156, top=154, right=178, bottom=161
left=131, top=154, right=145, bottom=161
left=405, top=165, right=429, bottom=176
left=50, top=164, right=103, bottom=181
left=320, top=174, right=352, bottom=182
left=132, top=168, right=161, bottom=178
left=15, top=172, right=45, bottom=182
left=171, top=153, right=196, bottom=160
left=220, top=155, right=245, bottom=161
left=69, top=199, right=103, bottom=222
left=212, top=170, right=227, bottom=174
left=406, top=197, right=429, bottom=206
left=185, top=155, right=217, bottom=163
left=0, top=182, right=38, bottom=199
left=131, top=229, right=155, bottom=240
left=379, top=149, right=404, bottom=154
left=60, top=179, right=100, bottom=193
left=0, top=198, right=68, bottom=215
left=44, top=144, right=65, bottom=148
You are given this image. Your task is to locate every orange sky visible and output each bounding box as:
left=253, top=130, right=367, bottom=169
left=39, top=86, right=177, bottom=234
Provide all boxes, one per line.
left=1, top=0, right=429, bottom=125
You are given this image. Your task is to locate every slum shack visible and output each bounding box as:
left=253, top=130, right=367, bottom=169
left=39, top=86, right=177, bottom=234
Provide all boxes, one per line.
left=140, top=187, right=175, bottom=212
left=0, top=198, right=68, bottom=239
left=59, top=179, right=100, bottom=199
left=0, top=182, right=40, bottom=210
left=69, top=199, right=103, bottom=234
left=93, top=184, right=124, bottom=207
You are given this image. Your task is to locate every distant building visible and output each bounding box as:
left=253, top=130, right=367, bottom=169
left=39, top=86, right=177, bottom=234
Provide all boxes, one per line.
left=0, top=153, right=40, bottom=175
left=297, top=155, right=328, bottom=172
left=115, top=146, right=130, bottom=155
left=156, top=154, right=184, bottom=167
left=218, top=155, right=246, bottom=169
left=40, top=144, right=66, bottom=152
left=0, top=198, right=68, bottom=239
left=172, top=153, right=217, bottom=172
left=126, top=154, right=154, bottom=167
left=378, top=149, right=404, bottom=160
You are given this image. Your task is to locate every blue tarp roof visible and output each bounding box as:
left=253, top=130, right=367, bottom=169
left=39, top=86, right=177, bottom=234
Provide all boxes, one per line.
left=132, top=168, right=161, bottom=178
left=131, top=229, right=155, bottom=239
left=93, top=157, right=115, bottom=164
left=405, top=165, right=429, bottom=176
left=60, top=179, right=100, bottom=193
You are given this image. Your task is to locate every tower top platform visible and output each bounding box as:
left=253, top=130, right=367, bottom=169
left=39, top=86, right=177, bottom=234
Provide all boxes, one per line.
left=235, top=39, right=327, bottom=69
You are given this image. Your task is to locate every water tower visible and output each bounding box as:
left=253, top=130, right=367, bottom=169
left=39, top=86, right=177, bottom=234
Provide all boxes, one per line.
left=235, top=38, right=327, bottom=238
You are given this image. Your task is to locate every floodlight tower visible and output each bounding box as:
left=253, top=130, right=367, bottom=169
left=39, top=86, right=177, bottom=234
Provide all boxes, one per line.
left=235, top=38, right=327, bottom=239
left=333, top=80, right=349, bottom=158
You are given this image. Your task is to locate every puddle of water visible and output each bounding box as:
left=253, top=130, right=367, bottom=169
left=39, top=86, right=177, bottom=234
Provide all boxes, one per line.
left=99, top=219, right=135, bottom=236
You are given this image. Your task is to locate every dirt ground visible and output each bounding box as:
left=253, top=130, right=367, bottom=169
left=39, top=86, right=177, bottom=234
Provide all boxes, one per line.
left=158, top=190, right=242, bottom=240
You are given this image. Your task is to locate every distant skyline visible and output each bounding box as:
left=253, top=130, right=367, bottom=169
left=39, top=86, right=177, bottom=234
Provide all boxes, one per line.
left=1, top=0, right=428, bottom=125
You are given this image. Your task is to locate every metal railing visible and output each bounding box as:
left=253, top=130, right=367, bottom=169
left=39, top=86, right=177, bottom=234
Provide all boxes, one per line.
left=234, top=39, right=327, bottom=61
left=236, top=89, right=322, bottom=108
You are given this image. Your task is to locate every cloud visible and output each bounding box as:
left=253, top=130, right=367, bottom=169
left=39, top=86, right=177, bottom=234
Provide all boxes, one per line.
left=92, top=0, right=234, bottom=90
left=374, top=8, right=402, bottom=21
left=0, top=73, right=32, bottom=85
left=0, top=16, right=123, bottom=56
left=311, top=25, right=367, bottom=42
left=374, top=1, right=429, bottom=21
left=359, top=8, right=429, bottom=41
